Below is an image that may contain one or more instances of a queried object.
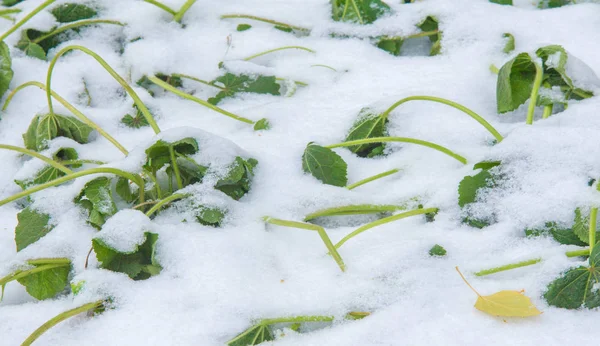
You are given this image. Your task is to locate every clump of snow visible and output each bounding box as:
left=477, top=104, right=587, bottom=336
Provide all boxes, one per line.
left=93, top=209, right=154, bottom=252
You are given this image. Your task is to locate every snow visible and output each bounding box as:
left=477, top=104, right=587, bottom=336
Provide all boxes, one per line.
left=0, top=0, right=600, bottom=345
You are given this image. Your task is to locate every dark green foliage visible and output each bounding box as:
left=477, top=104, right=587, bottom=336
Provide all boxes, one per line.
left=236, top=24, right=252, bottom=31
left=376, top=37, right=403, bottom=56
left=0, top=42, right=13, bottom=100
left=458, top=161, right=501, bottom=228
left=208, top=73, right=281, bottom=105
left=23, top=113, right=94, bottom=151
left=343, top=108, right=387, bottom=157
left=121, top=105, right=150, bottom=128
left=496, top=53, right=537, bottom=113
left=51, top=3, right=97, bottom=23
left=525, top=222, right=587, bottom=246
left=75, top=177, right=117, bottom=229
left=93, top=232, right=161, bottom=280
left=429, top=244, right=447, bottom=257
left=417, top=16, right=440, bottom=56
left=215, top=157, right=258, bottom=200
left=330, top=0, right=391, bottom=24
left=2, top=0, right=24, bottom=6
left=15, top=148, right=80, bottom=190
left=302, top=143, right=348, bottom=187
left=538, top=0, right=572, bottom=8
left=14, top=208, right=54, bottom=251
left=116, top=177, right=137, bottom=204
left=490, top=0, right=513, bottom=4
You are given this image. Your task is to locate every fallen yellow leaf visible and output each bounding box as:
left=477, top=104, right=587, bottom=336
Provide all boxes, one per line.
left=456, top=267, right=542, bottom=317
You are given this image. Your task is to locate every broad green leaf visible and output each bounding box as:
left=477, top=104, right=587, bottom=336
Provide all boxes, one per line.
left=525, top=222, right=587, bottom=246
left=215, top=157, right=257, bottom=200
left=16, top=28, right=62, bottom=60
left=302, top=144, right=348, bottom=187
left=496, top=53, right=537, bottom=113
left=502, top=33, right=515, bottom=54
left=376, top=37, right=403, bottom=56
left=116, top=177, right=137, bottom=204
left=93, top=232, right=161, bottom=280
left=429, top=244, right=446, bottom=257
left=237, top=24, right=252, bottom=31
left=417, top=16, right=441, bottom=56
left=572, top=208, right=600, bottom=245
left=121, top=105, right=150, bottom=128
left=17, top=264, right=71, bottom=300
left=51, top=3, right=97, bottom=23
left=196, top=207, right=226, bottom=227
left=144, top=138, right=199, bottom=173
left=208, top=73, right=281, bottom=105
left=14, top=208, right=54, bottom=251
left=343, top=108, right=387, bottom=157
left=538, top=0, right=572, bottom=8
left=544, top=266, right=600, bottom=309
left=536, top=45, right=571, bottom=88
left=23, top=113, right=93, bottom=151
left=330, top=0, right=391, bottom=24
left=490, top=0, right=513, bottom=4
left=458, top=170, right=494, bottom=208
left=227, top=323, right=274, bottom=346
left=0, top=41, right=13, bottom=100
left=137, top=73, right=182, bottom=97
left=75, top=177, right=117, bottom=229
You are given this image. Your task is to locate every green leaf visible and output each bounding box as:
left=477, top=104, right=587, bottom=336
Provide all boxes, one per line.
left=376, top=37, right=404, bottom=56
left=417, top=16, right=441, bottom=56
left=572, top=208, right=600, bottom=245
left=15, top=147, right=80, bottom=190
left=14, top=208, right=54, bottom=252
left=472, top=161, right=501, bottom=171
left=538, top=0, right=572, bottom=8
left=196, top=207, right=226, bottom=227
left=17, top=264, right=70, bottom=300
left=144, top=138, right=199, bottom=173
left=2, top=0, right=24, bottom=6
left=490, top=0, right=513, bottom=4
left=121, top=105, right=150, bottom=128
left=0, top=41, right=13, bottom=100
left=544, top=266, right=600, bottom=309
left=75, top=177, right=117, bottom=229
left=330, top=0, right=390, bottom=24
left=343, top=108, right=387, bottom=157
left=429, top=244, right=446, bottom=257
left=253, top=118, right=270, bottom=131
left=116, top=177, right=137, bottom=204
left=502, top=33, right=515, bottom=54
left=496, top=53, right=537, bottom=113
left=93, top=232, right=161, bottom=280
left=227, top=323, right=274, bottom=346
left=236, top=24, right=252, bottom=31
left=51, top=3, right=97, bottom=23
left=208, top=73, right=281, bottom=105
left=463, top=217, right=492, bottom=229
left=302, top=144, right=348, bottom=187
left=458, top=171, right=494, bottom=208
left=23, top=113, right=93, bottom=151
left=215, top=157, right=257, bottom=200
left=16, top=28, right=60, bottom=60
left=525, top=222, right=587, bottom=246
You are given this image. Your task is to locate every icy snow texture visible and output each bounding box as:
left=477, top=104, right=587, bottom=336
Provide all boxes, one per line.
left=0, top=0, right=599, bottom=345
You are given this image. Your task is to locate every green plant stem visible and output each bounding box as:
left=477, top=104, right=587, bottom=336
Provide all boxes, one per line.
left=148, top=75, right=255, bottom=125
left=525, top=62, right=543, bottom=125
left=0, top=144, right=73, bottom=174
left=566, top=248, right=590, bottom=257
left=304, top=204, right=407, bottom=221
left=263, top=217, right=345, bottom=272
left=542, top=104, right=553, bottom=119
left=380, top=96, right=504, bottom=143
left=0, top=167, right=145, bottom=207
left=172, top=73, right=223, bottom=89
left=61, top=159, right=106, bottom=166
left=326, top=137, right=468, bottom=165
left=173, top=0, right=197, bottom=22
left=46, top=45, right=160, bottom=134
left=346, top=168, right=400, bottom=190
left=333, top=208, right=437, bottom=249
left=242, top=46, right=315, bottom=61
left=143, top=0, right=177, bottom=15
left=344, top=0, right=364, bottom=24
left=220, top=14, right=310, bottom=33
left=169, top=147, right=183, bottom=190
left=489, top=64, right=499, bottom=74
left=383, top=30, right=440, bottom=41
left=589, top=207, right=597, bottom=253
left=261, top=315, right=335, bottom=325
left=21, top=300, right=104, bottom=346
left=0, top=263, right=69, bottom=286
left=2, top=81, right=129, bottom=156
left=32, top=19, right=126, bottom=43
left=310, top=64, right=337, bottom=72
left=474, top=258, right=542, bottom=276
left=145, top=193, right=189, bottom=217
left=275, top=77, right=308, bottom=87
left=26, top=258, right=71, bottom=266
left=0, top=0, right=56, bottom=41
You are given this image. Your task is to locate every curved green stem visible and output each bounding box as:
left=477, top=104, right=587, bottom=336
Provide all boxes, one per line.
left=173, top=0, right=197, bottom=22
left=566, top=248, right=590, bottom=257
left=542, top=104, right=553, bottom=119
left=0, top=263, right=70, bottom=286
left=148, top=76, right=255, bottom=125
left=326, top=137, right=468, bottom=165
left=346, top=168, right=400, bottom=190
left=46, top=45, right=160, bottom=134
left=242, top=46, right=315, bottom=61
left=0, top=144, right=73, bottom=174
left=3, top=81, right=129, bottom=156
left=526, top=62, right=543, bottom=125
left=261, top=315, right=335, bottom=325
left=334, top=208, right=437, bottom=249
left=474, top=258, right=542, bottom=276
left=143, top=0, right=177, bottom=15
left=61, top=159, right=106, bottom=166
left=21, top=300, right=104, bottom=346
left=145, top=193, right=189, bottom=217
left=0, top=167, right=144, bottom=207
left=310, top=64, right=337, bottom=72
left=380, top=96, right=504, bottom=143
left=304, top=204, right=407, bottom=222
left=263, top=217, right=345, bottom=272
left=169, top=147, right=183, bottom=190
left=0, top=0, right=56, bottom=41
left=589, top=207, right=597, bottom=253
left=33, top=19, right=125, bottom=44
left=220, top=14, right=310, bottom=33
left=173, top=73, right=223, bottom=90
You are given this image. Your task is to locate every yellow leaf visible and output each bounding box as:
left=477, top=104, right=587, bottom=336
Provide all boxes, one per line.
left=455, top=267, right=542, bottom=318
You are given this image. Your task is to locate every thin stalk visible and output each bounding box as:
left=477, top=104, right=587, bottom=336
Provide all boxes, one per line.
left=542, top=104, right=553, bottom=119
left=589, top=207, right=598, bottom=253
left=173, top=0, right=197, bottom=23
left=474, top=258, right=542, bottom=276
left=32, top=19, right=125, bottom=44
left=310, top=64, right=337, bottom=72
left=0, top=167, right=145, bottom=207
left=275, top=77, right=308, bottom=87
left=27, top=258, right=70, bottom=266
left=46, top=45, right=160, bottom=134
left=384, top=30, right=440, bottom=41
left=242, top=46, right=315, bottom=61
left=0, top=144, right=73, bottom=174
left=0, top=263, right=70, bottom=286
left=132, top=200, right=158, bottom=210
left=61, top=159, right=106, bottom=166
left=220, top=14, right=310, bottom=33
left=21, top=300, right=104, bottom=346
left=380, top=96, right=504, bottom=143
left=146, top=171, right=163, bottom=200
left=2, top=81, right=129, bottom=156
left=261, top=315, right=335, bottom=325
left=333, top=208, right=437, bottom=249
left=263, top=217, right=345, bottom=272
left=326, top=137, right=468, bottom=165
left=169, top=147, right=183, bottom=190
left=525, top=62, right=543, bottom=125
left=172, top=73, right=223, bottom=90
left=145, top=193, right=189, bottom=217
left=566, top=248, right=590, bottom=257
left=0, top=0, right=56, bottom=41
left=148, top=76, right=255, bottom=125
left=455, top=266, right=482, bottom=297
left=346, top=168, right=400, bottom=190
left=346, top=0, right=364, bottom=24
left=304, top=204, right=407, bottom=222
left=489, top=64, right=499, bottom=74
left=143, top=0, right=177, bottom=15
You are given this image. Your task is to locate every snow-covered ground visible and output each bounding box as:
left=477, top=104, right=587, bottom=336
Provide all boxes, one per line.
left=1, top=0, right=600, bottom=345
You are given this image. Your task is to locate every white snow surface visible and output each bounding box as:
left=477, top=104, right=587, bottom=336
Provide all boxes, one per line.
left=0, top=0, right=600, bottom=345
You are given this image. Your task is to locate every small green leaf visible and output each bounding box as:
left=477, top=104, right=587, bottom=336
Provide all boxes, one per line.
left=376, top=37, right=404, bottom=56
left=302, top=144, right=348, bottom=187
left=253, top=118, right=270, bottom=131
left=490, top=0, right=513, bottom=4
left=121, top=105, right=150, bottom=128
left=15, top=208, right=54, bottom=251
left=417, top=16, right=441, bottom=56
left=429, top=244, right=447, bottom=257
left=0, top=41, right=14, bottom=100
left=343, top=108, right=387, bottom=157
left=196, top=207, right=226, bottom=227
left=93, top=232, right=161, bottom=280
left=330, top=0, right=390, bottom=24
left=227, top=323, right=274, bottom=346
left=15, top=147, right=80, bottom=189
left=463, top=217, right=492, bottom=229
left=208, top=73, right=281, bottom=105
left=215, top=157, right=257, bottom=200
left=16, top=29, right=61, bottom=60
left=144, top=138, right=199, bottom=173
left=572, top=208, right=600, bottom=245
left=75, top=177, right=117, bottom=229
left=496, top=53, right=537, bottom=113
left=458, top=170, right=494, bottom=208
left=538, top=0, right=572, bottom=8
left=2, top=0, right=24, bottom=6
left=472, top=161, right=502, bottom=171
left=17, top=264, right=70, bottom=300
left=525, top=222, right=587, bottom=246
left=51, top=3, right=97, bottom=23
left=23, top=113, right=93, bottom=151
left=116, top=177, right=137, bottom=204
left=502, top=33, right=515, bottom=54
left=274, top=25, right=293, bottom=33
left=236, top=24, right=252, bottom=31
